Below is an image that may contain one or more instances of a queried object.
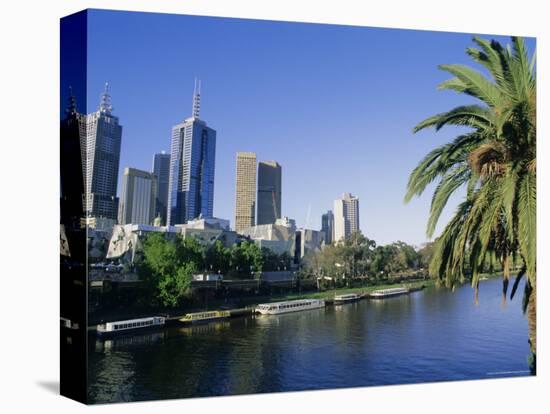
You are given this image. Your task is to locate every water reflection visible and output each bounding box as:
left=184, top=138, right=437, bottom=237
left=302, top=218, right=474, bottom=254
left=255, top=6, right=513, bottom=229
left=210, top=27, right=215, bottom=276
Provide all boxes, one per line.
left=95, top=331, right=166, bottom=353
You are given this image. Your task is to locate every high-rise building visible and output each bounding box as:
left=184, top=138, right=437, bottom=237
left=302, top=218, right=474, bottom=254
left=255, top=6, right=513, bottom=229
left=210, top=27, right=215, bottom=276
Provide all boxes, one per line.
left=60, top=87, right=85, bottom=229
left=321, top=210, right=334, bottom=245
left=167, top=80, right=217, bottom=225
left=235, top=152, right=257, bottom=233
left=257, top=161, right=282, bottom=225
left=118, top=168, right=157, bottom=225
left=152, top=151, right=170, bottom=225
left=333, top=193, right=360, bottom=242
left=81, top=83, right=123, bottom=221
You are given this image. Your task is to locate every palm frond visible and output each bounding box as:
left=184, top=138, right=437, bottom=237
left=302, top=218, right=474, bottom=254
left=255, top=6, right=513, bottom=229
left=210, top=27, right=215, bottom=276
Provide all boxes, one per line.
left=517, top=171, right=536, bottom=285
left=438, top=64, right=505, bottom=107
left=413, top=105, right=492, bottom=133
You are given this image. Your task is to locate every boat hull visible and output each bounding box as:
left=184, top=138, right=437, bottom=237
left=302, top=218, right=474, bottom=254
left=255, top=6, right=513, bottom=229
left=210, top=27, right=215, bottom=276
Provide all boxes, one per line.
left=334, top=297, right=361, bottom=305
left=256, top=304, right=325, bottom=315
left=181, top=316, right=229, bottom=325
left=369, top=290, right=409, bottom=299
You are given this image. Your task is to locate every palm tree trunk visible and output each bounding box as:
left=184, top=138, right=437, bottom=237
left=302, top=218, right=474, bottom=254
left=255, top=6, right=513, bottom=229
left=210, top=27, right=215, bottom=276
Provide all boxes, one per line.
left=527, top=281, right=536, bottom=374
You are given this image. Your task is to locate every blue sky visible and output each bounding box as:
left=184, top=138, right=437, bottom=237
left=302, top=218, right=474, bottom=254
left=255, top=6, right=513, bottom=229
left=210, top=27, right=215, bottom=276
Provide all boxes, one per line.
left=78, top=9, right=535, bottom=246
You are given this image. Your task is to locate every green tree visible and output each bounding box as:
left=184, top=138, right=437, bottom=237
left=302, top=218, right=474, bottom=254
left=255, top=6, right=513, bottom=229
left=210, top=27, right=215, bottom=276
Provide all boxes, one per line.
left=205, top=240, right=230, bottom=274
left=138, top=233, right=201, bottom=307
left=405, top=37, right=536, bottom=370
left=229, top=241, right=264, bottom=277
left=157, top=261, right=196, bottom=308
left=242, top=241, right=264, bottom=273
left=417, top=242, right=435, bottom=269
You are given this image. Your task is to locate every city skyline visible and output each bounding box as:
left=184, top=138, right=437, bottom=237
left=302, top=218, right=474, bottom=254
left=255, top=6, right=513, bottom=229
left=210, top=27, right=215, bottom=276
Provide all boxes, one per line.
left=75, top=9, right=536, bottom=245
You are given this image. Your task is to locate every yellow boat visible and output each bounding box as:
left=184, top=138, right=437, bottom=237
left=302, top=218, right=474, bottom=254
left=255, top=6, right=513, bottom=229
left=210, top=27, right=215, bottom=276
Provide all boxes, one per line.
left=179, top=310, right=230, bottom=325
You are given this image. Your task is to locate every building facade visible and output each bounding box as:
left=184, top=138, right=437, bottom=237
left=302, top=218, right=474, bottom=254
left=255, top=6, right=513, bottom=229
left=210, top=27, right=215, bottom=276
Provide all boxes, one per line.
left=167, top=81, right=217, bottom=225
left=321, top=210, right=334, bottom=245
left=257, top=160, right=282, bottom=225
left=235, top=152, right=257, bottom=233
left=152, top=151, right=170, bottom=225
left=240, top=217, right=297, bottom=257
left=333, top=192, right=360, bottom=242
left=80, top=83, right=123, bottom=221
left=297, top=228, right=325, bottom=258
left=118, top=167, right=157, bottom=225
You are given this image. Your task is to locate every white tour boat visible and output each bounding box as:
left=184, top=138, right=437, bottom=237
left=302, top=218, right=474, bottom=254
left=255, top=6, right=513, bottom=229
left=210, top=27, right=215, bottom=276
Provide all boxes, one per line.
left=255, top=298, right=325, bottom=315
left=96, top=316, right=165, bottom=337
left=369, top=287, right=409, bottom=298
left=334, top=293, right=362, bottom=304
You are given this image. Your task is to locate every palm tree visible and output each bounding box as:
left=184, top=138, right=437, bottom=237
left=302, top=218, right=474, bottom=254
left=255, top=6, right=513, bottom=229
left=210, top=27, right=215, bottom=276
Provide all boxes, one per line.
left=404, top=37, right=536, bottom=372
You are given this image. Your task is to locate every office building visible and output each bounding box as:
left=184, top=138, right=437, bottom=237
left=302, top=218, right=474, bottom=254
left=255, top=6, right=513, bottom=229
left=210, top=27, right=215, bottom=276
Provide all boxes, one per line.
left=167, top=80, right=217, bottom=225
left=81, top=83, right=123, bottom=221
left=257, top=160, right=282, bottom=225
left=152, top=151, right=170, bottom=225
left=118, top=167, right=157, bottom=225
left=333, top=193, right=360, bottom=242
left=321, top=210, right=334, bottom=245
left=235, top=152, right=257, bottom=233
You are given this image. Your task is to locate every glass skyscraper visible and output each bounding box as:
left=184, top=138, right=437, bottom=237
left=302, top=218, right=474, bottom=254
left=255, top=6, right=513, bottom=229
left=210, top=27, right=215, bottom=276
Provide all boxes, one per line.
left=152, top=151, right=170, bottom=225
left=80, top=83, right=122, bottom=221
left=257, top=160, right=282, bottom=225
left=167, top=81, right=217, bottom=225
left=321, top=210, right=334, bottom=245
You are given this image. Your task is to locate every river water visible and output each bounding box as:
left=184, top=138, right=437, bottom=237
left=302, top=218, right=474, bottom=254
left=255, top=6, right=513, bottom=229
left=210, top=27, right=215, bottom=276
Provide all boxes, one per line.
left=88, top=278, right=531, bottom=403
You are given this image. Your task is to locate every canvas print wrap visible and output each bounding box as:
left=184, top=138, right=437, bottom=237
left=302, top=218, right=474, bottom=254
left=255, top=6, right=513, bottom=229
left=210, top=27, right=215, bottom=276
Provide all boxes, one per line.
left=60, top=9, right=537, bottom=404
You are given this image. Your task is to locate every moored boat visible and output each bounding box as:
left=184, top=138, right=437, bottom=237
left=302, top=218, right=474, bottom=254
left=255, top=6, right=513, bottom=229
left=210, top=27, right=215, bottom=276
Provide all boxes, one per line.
left=369, top=287, right=409, bottom=298
left=255, top=298, right=325, bottom=315
left=96, top=316, right=165, bottom=337
left=179, top=310, right=230, bottom=325
left=334, top=293, right=361, bottom=304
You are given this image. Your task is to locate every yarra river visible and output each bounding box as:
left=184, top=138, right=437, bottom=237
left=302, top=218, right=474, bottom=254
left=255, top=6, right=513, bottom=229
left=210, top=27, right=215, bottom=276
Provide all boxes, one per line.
left=88, top=278, right=530, bottom=403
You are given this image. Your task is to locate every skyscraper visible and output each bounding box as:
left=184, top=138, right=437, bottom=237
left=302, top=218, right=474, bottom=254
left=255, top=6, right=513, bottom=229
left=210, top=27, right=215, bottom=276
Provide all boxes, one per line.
left=81, top=83, right=123, bottom=221
left=60, top=87, right=85, bottom=229
left=118, top=168, right=157, bottom=225
left=152, top=151, right=170, bottom=225
left=167, top=80, right=217, bottom=225
left=333, top=193, right=360, bottom=242
left=257, top=161, right=282, bottom=225
left=235, top=152, right=257, bottom=233
left=321, top=210, right=334, bottom=245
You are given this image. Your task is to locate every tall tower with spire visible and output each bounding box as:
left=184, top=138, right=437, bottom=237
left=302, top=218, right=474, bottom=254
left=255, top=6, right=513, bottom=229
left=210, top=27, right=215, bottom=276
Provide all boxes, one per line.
left=167, top=79, right=217, bottom=225
left=80, top=83, right=123, bottom=222
left=60, top=87, right=85, bottom=228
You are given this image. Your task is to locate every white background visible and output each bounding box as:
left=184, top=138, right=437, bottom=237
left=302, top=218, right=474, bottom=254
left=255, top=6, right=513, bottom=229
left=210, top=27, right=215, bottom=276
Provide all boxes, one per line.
left=0, top=0, right=548, bottom=412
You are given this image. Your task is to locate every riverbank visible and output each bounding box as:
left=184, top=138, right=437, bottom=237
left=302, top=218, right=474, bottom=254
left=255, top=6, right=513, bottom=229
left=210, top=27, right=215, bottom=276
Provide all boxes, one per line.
left=89, top=279, right=434, bottom=326
left=255, top=279, right=433, bottom=302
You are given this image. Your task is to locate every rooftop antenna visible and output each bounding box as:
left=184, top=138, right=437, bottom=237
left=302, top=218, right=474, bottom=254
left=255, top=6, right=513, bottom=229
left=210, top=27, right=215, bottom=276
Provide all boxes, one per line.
left=192, top=78, right=201, bottom=118
left=99, top=82, right=112, bottom=114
